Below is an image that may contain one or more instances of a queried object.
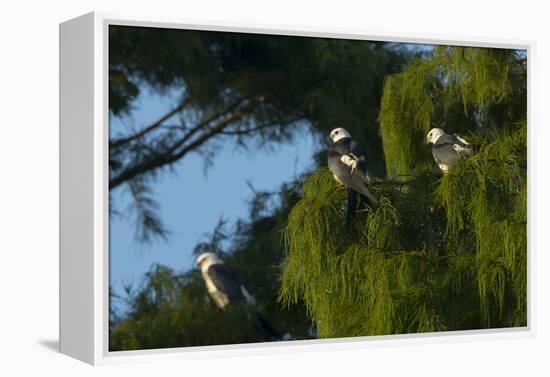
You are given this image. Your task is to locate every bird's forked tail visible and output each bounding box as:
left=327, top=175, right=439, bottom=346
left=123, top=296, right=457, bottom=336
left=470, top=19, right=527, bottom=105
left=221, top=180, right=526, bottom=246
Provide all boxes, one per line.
left=254, top=312, right=283, bottom=340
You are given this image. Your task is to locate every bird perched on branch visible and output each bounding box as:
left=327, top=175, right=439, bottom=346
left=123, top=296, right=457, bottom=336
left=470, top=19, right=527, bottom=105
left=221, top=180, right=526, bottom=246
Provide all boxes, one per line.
left=426, top=128, right=473, bottom=173
left=327, top=127, right=378, bottom=224
left=196, top=252, right=285, bottom=340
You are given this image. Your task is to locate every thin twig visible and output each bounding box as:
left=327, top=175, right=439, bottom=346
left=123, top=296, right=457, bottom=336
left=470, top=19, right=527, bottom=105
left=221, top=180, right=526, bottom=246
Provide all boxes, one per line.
left=110, top=98, right=190, bottom=149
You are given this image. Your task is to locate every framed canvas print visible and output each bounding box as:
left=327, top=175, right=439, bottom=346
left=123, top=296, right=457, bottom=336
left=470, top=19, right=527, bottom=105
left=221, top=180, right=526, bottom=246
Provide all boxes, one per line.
left=59, top=12, right=532, bottom=365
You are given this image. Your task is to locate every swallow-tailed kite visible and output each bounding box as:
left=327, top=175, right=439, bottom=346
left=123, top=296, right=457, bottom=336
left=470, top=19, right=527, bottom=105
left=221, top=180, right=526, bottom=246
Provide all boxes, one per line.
left=328, top=127, right=378, bottom=222
left=196, top=252, right=283, bottom=340
left=426, top=128, right=473, bottom=173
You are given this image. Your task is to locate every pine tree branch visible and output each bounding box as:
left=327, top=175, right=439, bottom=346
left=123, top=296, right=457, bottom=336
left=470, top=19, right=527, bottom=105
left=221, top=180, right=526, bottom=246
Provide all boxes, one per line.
left=219, top=116, right=303, bottom=136
left=110, top=98, right=191, bottom=149
left=161, top=97, right=250, bottom=156
left=109, top=97, right=273, bottom=189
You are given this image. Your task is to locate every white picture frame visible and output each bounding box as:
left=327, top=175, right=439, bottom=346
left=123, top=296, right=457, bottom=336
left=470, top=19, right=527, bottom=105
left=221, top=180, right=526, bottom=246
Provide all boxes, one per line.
left=59, top=11, right=535, bottom=365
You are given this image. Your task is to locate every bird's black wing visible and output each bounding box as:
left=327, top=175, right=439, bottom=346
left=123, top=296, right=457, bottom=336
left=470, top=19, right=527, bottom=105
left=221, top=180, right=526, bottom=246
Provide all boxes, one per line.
left=344, top=170, right=378, bottom=205
left=206, top=264, right=245, bottom=301
left=328, top=139, right=377, bottom=206
left=328, top=138, right=367, bottom=177
left=433, top=134, right=471, bottom=167
left=330, top=138, right=352, bottom=155
left=452, top=134, right=473, bottom=156
left=328, top=144, right=351, bottom=177
left=349, top=139, right=367, bottom=174
left=452, top=134, right=471, bottom=147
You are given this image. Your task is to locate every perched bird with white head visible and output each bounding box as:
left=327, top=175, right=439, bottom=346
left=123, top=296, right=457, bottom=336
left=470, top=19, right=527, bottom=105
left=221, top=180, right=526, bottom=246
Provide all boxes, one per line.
left=196, top=252, right=254, bottom=309
left=327, top=127, right=378, bottom=221
left=196, top=252, right=285, bottom=340
left=426, top=128, right=473, bottom=173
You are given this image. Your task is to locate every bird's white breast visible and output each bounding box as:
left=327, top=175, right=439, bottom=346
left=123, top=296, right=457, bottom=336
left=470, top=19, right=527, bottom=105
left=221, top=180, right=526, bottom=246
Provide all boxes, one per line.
left=200, top=260, right=230, bottom=309
left=203, top=274, right=218, bottom=294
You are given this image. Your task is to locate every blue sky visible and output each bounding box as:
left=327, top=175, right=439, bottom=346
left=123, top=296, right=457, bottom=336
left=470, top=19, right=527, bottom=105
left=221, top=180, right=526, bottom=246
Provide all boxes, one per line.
left=109, top=87, right=319, bottom=313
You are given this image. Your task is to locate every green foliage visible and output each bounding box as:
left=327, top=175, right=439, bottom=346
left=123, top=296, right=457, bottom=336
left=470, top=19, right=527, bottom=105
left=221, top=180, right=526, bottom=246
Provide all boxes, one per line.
left=436, top=126, right=527, bottom=326
left=281, top=169, right=448, bottom=337
left=379, top=46, right=526, bottom=175
left=280, top=46, right=527, bottom=338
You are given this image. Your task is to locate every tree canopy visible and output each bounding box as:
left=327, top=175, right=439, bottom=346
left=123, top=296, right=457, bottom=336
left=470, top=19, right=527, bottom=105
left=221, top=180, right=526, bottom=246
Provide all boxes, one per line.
left=109, top=26, right=527, bottom=349
left=280, top=47, right=527, bottom=337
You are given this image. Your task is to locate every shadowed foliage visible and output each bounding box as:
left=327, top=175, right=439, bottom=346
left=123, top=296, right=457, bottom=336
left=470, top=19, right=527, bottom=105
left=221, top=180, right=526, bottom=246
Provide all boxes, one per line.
left=110, top=266, right=273, bottom=349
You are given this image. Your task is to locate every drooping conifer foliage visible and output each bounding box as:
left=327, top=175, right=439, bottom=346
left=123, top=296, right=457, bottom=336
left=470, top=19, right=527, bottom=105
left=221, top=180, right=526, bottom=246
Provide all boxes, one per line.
left=280, top=46, right=527, bottom=337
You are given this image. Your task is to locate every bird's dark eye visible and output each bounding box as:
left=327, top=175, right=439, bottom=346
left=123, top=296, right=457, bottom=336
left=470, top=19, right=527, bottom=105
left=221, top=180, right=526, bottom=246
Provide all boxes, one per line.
left=335, top=131, right=339, bottom=134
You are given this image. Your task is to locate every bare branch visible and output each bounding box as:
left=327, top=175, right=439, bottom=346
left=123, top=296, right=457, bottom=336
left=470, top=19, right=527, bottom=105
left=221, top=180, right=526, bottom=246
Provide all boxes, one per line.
left=109, top=99, right=255, bottom=189
left=162, top=97, right=249, bottom=155
left=108, top=95, right=303, bottom=190
left=219, top=117, right=302, bottom=136
left=110, top=98, right=190, bottom=149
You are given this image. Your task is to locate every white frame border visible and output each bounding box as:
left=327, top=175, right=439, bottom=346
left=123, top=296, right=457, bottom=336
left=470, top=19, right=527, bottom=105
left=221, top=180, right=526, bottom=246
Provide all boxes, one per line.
left=62, top=11, right=536, bottom=365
